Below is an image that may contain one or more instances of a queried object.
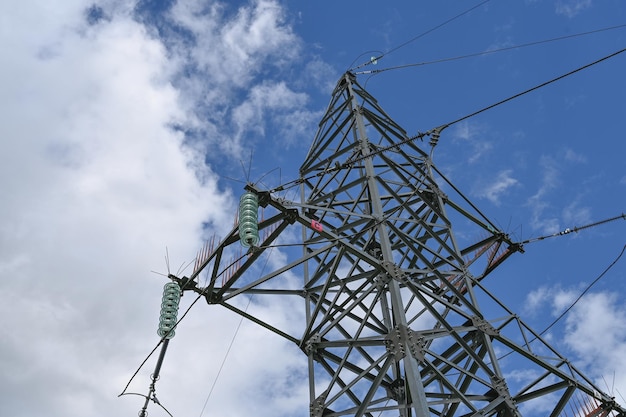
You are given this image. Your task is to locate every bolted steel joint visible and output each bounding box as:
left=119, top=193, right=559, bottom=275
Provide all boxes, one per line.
left=310, top=391, right=329, bottom=417
left=471, top=316, right=499, bottom=337
left=385, top=326, right=406, bottom=358
left=304, top=333, right=322, bottom=355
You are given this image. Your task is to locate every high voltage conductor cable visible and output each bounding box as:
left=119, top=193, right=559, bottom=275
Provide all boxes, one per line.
left=120, top=237, right=336, bottom=400
left=538, top=243, right=626, bottom=338
left=268, top=128, right=433, bottom=194
left=271, top=47, right=626, bottom=195
left=495, top=243, right=626, bottom=363
left=118, top=252, right=249, bottom=398
left=519, top=213, right=626, bottom=245
left=119, top=291, right=205, bottom=398
left=356, top=23, right=626, bottom=75
left=440, top=46, right=626, bottom=129
left=350, top=0, right=490, bottom=71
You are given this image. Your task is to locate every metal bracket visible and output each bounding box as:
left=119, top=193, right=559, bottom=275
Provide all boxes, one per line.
left=382, top=260, right=406, bottom=283
left=471, top=316, right=499, bottom=337
left=385, top=325, right=427, bottom=362
left=204, top=289, right=222, bottom=304
left=304, top=333, right=322, bottom=355
left=386, top=378, right=406, bottom=401
left=310, top=391, right=332, bottom=417
left=490, top=375, right=520, bottom=415
left=385, top=326, right=407, bottom=358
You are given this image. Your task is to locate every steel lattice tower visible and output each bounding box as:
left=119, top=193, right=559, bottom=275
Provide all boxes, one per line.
left=172, top=72, right=625, bottom=417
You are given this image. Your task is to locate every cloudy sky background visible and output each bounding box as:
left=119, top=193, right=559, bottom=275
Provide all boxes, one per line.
left=1, top=1, right=625, bottom=416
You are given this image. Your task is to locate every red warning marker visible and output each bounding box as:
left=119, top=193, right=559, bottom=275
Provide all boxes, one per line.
left=311, top=219, right=323, bottom=232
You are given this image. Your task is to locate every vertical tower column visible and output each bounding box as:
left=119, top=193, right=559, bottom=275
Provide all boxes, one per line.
left=346, top=75, right=430, bottom=417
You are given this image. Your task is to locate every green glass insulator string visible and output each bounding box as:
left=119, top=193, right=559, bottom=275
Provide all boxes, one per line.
left=239, top=192, right=260, bottom=247
left=158, top=282, right=181, bottom=339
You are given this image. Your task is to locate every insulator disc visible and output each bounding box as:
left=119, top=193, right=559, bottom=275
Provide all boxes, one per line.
left=239, top=192, right=260, bottom=247
left=157, top=282, right=181, bottom=339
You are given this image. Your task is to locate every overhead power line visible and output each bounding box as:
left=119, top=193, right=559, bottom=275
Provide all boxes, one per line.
left=440, top=47, right=626, bottom=129
left=350, top=0, right=489, bottom=71
left=271, top=47, right=626, bottom=194
left=356, top=23, right=626, bottom=75
left=496, top=242, right=626, bottom=362
left=538, top=243, right=626, bottom=337
left=520, top=213, right=626, bottom=245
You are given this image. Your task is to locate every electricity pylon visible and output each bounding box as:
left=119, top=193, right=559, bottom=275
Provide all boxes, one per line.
left=172, top=72, right=625, bottom=417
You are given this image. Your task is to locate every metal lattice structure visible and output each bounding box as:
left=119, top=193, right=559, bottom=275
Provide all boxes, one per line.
left=171, top=72, right=625, bottom=417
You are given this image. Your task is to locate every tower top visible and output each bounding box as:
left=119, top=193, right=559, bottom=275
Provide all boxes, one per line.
left=161, top=71, right=625, bottom=417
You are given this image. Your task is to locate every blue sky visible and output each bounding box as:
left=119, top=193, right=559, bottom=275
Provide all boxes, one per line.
left=0, top=1, right=625, bottom=416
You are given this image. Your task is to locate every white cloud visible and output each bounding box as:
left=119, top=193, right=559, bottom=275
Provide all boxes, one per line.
left=303, top=58, right=338, bottom=93
left=564, top=94, right=587, bottom=109
left=562, top=291, right=626, bottom=396
left=524, top=286, right=551, bottom=315
left=556, top=0, right=593, bottom=18
left=168, top=0, right=299, bottom=88
left=0, top=1, right=317, bottom=416
left=562, top=198, right=592, bottom=227
left=527, top=155, right=561, bottom=234
left=524, top=285, right=577, bottom=317
left=525, top=151, right=598, bottom=235
left=551, top=287, right=578, bottom=313
left=475, top=169, right=519, bottom=205
left=451, top=120, right=493, bottom=163
left=230, top=80, right=309, bottom=152
left=0, top=3, right=232, bottom=415
left=563, top=148, right=587, bottom=163
left=524, top=285, right=626, bottom=401
left=152, top=0, right=324, bottom=160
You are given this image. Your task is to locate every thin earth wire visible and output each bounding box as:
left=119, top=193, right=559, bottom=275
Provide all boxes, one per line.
left=118, top=251, right=251, bottom=397
left=441, top=46, right=626, bottom=129
left=197, top=296, right=253, bottom=417
left=357, top=23, right=626, bottom=75
left=612, top=371, right=616, bottom=398
left=348, top=50, right=384, bottom=71
left=197, top=245, right=275, bottom=417
left=123, top=203, right=623, bottom=404
left=123, top=46, right=625, bottom=414
left=270, top=47, right=626, bottom=195
left=537, top=243, right=626, bottom=338
left=247, top=150, right=253, bottom=183
left=495, top=243, right=626, bottom=362
left=220, top=174, right=247, bottom=185
left=255, top=166, right=283, bottom=191
left=240, top=159, right=250, bottom=183
left=119, top=290, right=204, bottom=397
left=121, top=211, right=401, bottom=399
left=121, top=237, right=314, bottom=402
left=350, top=0, right=490, bottom=71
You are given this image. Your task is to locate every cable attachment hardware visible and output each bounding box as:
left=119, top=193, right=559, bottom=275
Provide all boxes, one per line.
left=428, top=125, right=448, bottom=148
